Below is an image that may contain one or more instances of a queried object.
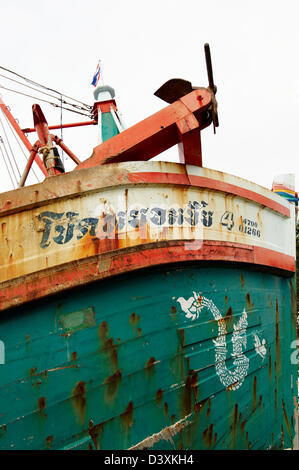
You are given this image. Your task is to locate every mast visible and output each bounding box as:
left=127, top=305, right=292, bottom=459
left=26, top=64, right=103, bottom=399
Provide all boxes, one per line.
left=92, top=85, right=124, bottom=144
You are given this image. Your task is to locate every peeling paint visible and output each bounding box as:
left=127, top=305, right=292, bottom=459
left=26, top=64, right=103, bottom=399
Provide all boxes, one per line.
left=128, top=414, right=192, bottom=450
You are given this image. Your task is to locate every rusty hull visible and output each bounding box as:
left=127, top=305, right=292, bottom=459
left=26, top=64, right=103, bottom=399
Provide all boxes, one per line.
left=0, top=265, right=296, bottom=450
left=0, top=161, right=296, bottom=450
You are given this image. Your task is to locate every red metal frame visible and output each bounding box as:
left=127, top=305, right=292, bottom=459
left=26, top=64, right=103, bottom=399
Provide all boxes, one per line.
left=0, top=99, right=82, bottom=185
left=76, top=88, right=213, bottom=170
left=18, top=141, right=41, bottom=187
left=32, top=104, right=63, bottom=176
left=1, top=86, right=215, bottom=185
left=32, top=104, right=52, bottom=148
left=22, top=120, right=97, bottom=134
left=0, top=97, right=48, bottom=177
left=50, top=134, right=81, bottom=165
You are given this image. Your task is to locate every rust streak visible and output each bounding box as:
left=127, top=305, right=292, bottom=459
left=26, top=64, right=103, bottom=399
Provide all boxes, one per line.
left=275, top=299, right=281, bottom=365
left=88, top=419, right=103, bottom=450
left=120, top=401, right=134, bottom=429
left=45, top=435, right=53, bottom=449
left=71, top=351, right=77, bottom=361
left=72, top=381, right=86, bottom=424
left=129, top=312, right=140, bottom=332
left=202, top=423, right=214, bottom=448
left=252, top=376, right=257, bottom=411
left=156, top=389, right=164, bottom=406
left=104, top=370, right=122, bottom=400
left=282, top=400, right=292, bottom=440
left=145, top=357, right=157, bottom=374
left=38, top=397, right=46, bottom=416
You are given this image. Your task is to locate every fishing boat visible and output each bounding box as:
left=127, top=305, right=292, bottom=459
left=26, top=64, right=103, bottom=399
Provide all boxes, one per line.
left=0, top=45, right=297, bottom=450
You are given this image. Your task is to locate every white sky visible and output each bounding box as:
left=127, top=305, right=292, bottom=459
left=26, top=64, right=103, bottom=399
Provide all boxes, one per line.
left=0, top=0, right=298, bottom=193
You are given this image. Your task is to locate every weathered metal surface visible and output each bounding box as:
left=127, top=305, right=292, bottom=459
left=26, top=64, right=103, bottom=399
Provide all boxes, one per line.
left=0, top=163, right=295, bottom=311
left=0, top=265, right=296, bottom=449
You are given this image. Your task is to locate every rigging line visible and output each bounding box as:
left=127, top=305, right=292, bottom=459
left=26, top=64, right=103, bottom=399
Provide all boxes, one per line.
left=60, top=94, right=64, bottom=163
left=0, top=73, right=91, bottom=113
left=0, top=135, right=18, bottom=186
left=0, top=73, right=83, bottom=106
left=0, top=139, right=15, bottom=189
left=0, top=76, right=91, bottom=112
left=0, top=114, right=21, bottom=178
left=0, top=66, right=92, bottom=109
left=0, top=84, right=93, bottom=118
left=2, top=111, right=40, bottom=182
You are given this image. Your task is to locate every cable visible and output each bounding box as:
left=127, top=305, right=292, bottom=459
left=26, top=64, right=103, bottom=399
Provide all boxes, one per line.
left=1, top=110, right=40, bottom=182
left=0, top=65, right=92, bottom=109
left=0, top=115, right=21, bottom=178
left=0, top=84, right=92, bottom=118
left=60, top=94, right=64, bottom=163
left=0, top=138, right=15, bottom=189
left=0, top=135, right=18, bottom=187
left=0, top=73, right=67, bottom=104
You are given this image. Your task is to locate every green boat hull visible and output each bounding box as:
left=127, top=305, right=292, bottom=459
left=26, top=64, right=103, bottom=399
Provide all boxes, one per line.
left=0, top=263, right=296, bottom=450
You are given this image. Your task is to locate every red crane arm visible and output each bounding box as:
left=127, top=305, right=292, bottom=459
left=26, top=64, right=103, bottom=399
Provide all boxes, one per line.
left=76, top=88, right=213, bottom=170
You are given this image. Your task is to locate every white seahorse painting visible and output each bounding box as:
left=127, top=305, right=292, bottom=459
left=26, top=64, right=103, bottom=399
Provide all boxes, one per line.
left=177, top=293, right=251, bottom=391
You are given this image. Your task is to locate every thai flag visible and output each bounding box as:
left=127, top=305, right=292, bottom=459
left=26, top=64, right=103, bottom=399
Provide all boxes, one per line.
left=91, top=61, right=101, bottom=87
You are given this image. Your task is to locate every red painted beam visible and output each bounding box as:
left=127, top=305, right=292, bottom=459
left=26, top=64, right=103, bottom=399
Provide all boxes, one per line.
left=18, top=141, right=40, bottom=187
left=22, top=120, right=97, bottom=133
left=32, top=105, right=63, bottom=176
left=76, top=89, right=212, bottom=170
left=50, top=134, right=81, bottom=165
left=32, top=104, right=52, bottom=147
